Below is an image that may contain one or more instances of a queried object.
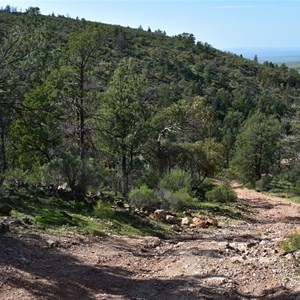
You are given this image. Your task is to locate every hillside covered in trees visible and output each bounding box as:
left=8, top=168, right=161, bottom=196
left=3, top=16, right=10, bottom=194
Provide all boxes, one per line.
left=1, top=7, right=300, bottom=214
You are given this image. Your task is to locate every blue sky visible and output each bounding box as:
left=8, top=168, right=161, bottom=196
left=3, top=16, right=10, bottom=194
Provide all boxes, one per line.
left=2, top=0, right=300, bottom=51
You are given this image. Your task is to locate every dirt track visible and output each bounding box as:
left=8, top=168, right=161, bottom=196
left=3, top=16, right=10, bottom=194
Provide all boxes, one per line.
left=1, top=184, right=300, bottom=299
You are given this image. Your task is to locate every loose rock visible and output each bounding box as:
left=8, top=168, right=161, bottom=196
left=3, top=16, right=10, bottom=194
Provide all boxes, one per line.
left=181, top=217, right=191, bottom=226
left=153, top=209, right=167, bottom=221
left=166, top=215, right=178, bottom=224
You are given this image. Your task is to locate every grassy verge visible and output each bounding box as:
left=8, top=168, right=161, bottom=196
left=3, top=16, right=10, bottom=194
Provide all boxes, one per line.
left=267, top=179, right=300, bottom=203
left=0, top=185, right=249, bottom=237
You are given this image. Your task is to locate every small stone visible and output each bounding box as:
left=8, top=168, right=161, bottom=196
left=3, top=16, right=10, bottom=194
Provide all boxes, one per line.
left=218, top=242, right=229, bottom=248
left=166, top=215, right=178, bottom=224
left=146, top=237, right=161, bottom=248
left=171, top=225, right=181, bottom=232
left=247, top=241, right=258, bottom=248
left=206, top=217, right=218, bottom=227
left=192, top=217, right=207, bottom=228
left=153, top=209, right=166, bottom=221
left=47, top=240, right=59, bottom=248
left=181, top=217, right=191, bottom=226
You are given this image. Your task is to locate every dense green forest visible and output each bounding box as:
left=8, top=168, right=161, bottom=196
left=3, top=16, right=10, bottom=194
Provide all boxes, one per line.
left=1, top=7, right=300, bottom=217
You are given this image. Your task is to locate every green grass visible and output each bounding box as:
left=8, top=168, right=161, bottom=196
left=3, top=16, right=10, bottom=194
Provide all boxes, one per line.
left=0, top=185, right=250, bottom=236
left=0, top=187, right=172, bottom=237
left=281, top=231, right=300, bottom=251
left=188, top=199, right=251, bottom=220
left=268, top=179, right=300, bottom=203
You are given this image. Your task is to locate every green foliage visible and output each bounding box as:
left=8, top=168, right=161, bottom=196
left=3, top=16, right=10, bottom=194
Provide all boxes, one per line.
left=255, top=175, right=273, bottom=192
left=160, top=188, right=194, bottom=211
left=35, top=210, right=75, bottom=226
left=129, top=184, right=159, bottom=209
left=100, top=57, right=151, bottom=196
left=2, top=9, right=300, bottom=203
left=205, top=183, right=237, bottom=203
left=159, top=168, right=191, bottom=192
left=232, top=112, right=282, bottom=186
left=178, top=139, right=225, bottom=184
left=44, top=151, right=102, bottom=198
left=196, top=178, right=214, bottom=199
left=73, top=201, right=85, bottom=213
left=93, top=200, right=114, bottom=219
left=129, top=169, right=194, bottom=212
left=281, top=231, right=300, bottom=251
left=158, top=169, right=194, bottom=211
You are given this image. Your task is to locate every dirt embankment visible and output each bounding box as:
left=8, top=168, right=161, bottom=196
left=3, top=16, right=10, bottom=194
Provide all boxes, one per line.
left=1, top=184, right=300, bottom=299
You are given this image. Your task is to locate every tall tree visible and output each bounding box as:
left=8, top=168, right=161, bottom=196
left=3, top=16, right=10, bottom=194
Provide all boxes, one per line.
left=11, top=25, right=106, bottom=197
left=233, top=112, right=282, bottom=186
left=100, top=58, right=150, bottom=196
left=0, top=9, right=47, bottom=185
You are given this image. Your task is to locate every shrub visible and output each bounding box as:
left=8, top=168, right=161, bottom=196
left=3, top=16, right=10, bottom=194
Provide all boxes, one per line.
left=205, top=183, right=237, bottom=203
left=129, top=184, right=159, bottom=209
left=73, top=201, right=85, bottom=213
left=195, top=178, right=214, bottom=199
left=44, top=151, right=102, bottom=199
left=281, top=231, right=300, bottom=251
left=256, top=175, right=272, bottom=192
left=163, top=188, right=193, bottom=211
left=159, top=168, right=191, bottom=192
left=134, top=173, right=160, bottom=189
left=93, top=200, right=114, bottom=218
left=157, top=169, right=194, bottom=211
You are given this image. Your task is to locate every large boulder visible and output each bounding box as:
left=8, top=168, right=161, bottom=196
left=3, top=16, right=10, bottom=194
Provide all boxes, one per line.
left=0, top=203, right=12, bottom=216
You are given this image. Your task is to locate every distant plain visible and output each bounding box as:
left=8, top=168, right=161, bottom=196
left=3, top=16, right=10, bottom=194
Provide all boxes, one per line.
left=227, top=47, right=300, bottom=71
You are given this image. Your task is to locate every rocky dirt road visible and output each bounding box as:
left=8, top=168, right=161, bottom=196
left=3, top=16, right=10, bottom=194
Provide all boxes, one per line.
left=1, top=183, right=300, bottom=299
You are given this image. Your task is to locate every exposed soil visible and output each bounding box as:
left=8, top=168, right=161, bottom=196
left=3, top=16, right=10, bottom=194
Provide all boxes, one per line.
left=1, top=183, right=300, bottom=299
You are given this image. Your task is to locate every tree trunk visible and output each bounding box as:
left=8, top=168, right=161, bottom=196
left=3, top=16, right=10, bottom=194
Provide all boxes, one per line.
left=122, top=154, right=129, bottom=197
left=0, top=125, right=7, bottom=187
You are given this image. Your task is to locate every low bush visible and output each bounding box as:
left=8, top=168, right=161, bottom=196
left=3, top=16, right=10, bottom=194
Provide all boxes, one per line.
left=195, top=178, right=214, bottom=199
left=93, top=200, right=114, bottom=218
left=129, top=184, right=159, bottom=209
left=281, top=231, right=300, bottom=251
left=164, top=188, right=193, bottom=211
left=158, top=169, right=194, bottom=211
left=256, top=175, right=272, bottom=191
left=205, top=183, right=237, bottom=203
left=159, top=168, right=191, bottom=192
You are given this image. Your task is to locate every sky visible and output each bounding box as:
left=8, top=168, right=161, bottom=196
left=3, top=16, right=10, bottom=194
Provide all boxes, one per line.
left=2, top=0, right=300, bottom=52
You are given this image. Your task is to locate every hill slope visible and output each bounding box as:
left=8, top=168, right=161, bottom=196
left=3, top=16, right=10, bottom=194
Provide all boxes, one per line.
left=1, top=186, right=300, bottom=299
left=1, top=9, right=300, bottom=226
